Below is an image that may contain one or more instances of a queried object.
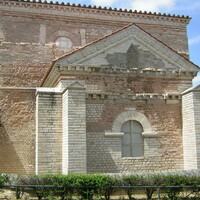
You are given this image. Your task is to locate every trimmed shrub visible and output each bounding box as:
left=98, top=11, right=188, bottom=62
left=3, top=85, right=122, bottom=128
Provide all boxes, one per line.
left=73, top=174, right=96, bottom=199
left=161, top=174, right=187, bottom=200
left=141, top=174, right=164, bottom=200
left=45, top=174, right=77, bottom=200
left=17, top=174, right=53, bottom=200
left=122, top=174, right=142, bottom=200
left=96, top=175, right=117, bottom=200
left=0, top=174, right=10, bottom=186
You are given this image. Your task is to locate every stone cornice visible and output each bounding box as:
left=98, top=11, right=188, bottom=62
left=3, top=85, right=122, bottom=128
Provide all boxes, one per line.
left=0, top=0, right=190, bottom=26
left=35, top=87, right=181, bottom=101
left=182, top=85, right=200, bottom=95
left=0, top=87, right=36, bottom=92
left=86, top=92, right=181, bottom=101
left=42, top=64, right=197, bottom=87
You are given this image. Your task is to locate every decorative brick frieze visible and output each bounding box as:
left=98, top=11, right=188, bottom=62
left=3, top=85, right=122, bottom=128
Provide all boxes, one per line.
left=43, top=65, right=197, bottom=87
left=86, top=92, right=181, bottom=101
left=0, top=0, right=190, bottom=27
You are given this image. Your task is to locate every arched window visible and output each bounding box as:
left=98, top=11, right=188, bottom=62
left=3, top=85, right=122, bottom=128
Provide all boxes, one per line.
left=121, top=120, right=144, bottom=157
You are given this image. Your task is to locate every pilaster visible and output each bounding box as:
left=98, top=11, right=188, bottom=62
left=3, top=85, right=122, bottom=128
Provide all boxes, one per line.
left=62, top=81, right=87, bottom=174
left=182, top=85, right=200, bottom=169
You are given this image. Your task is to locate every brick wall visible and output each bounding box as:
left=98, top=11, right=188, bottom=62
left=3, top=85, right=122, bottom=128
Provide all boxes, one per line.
left=0, top=1, right=196, bottom=174
left=0, top=1, right=191, bottom=88
left=0, top=89, right=35, bottom=174
left=86, top=97, right=183, bottom=172
left=59, top=75, right=192, bottom=94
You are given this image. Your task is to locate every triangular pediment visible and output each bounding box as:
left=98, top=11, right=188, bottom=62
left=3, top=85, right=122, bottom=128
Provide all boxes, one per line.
left=54, top=24, right=199, bottom=72
left=67, top=81, right=86, bottom=89
left=41, top=24, right=199, bottom=87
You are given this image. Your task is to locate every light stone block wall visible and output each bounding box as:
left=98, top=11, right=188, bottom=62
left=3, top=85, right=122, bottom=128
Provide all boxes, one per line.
left=87, top=132, right=176, bottom=173
left=62, top=82, right=87, bottom=174
left=182, top=92, right=197, bottom=169
left=36, top=91, right=62, bottom=174
left=194, top=92, right=200, bottom=168
left=86, top=98, right=183, bottom=173
left=182, top=87, right=200, bottom=170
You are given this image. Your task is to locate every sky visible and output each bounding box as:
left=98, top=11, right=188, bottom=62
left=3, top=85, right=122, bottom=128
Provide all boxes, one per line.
left=51, top=0, right=200, bottom=85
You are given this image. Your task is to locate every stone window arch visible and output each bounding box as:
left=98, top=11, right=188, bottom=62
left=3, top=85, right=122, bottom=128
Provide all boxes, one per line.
left=121, top=120, right=144, bottom=157
left=112, top=110, right=152, bottom=134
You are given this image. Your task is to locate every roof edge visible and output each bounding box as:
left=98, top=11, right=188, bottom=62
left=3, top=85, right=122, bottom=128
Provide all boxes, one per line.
left=2, top=0, right=191, bottom=20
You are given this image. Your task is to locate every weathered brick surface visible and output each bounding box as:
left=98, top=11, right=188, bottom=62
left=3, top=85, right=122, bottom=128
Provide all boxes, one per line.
left=86, top=98, right=183, bottom=172
left=137, top=23, right=189, bottom=58
left=0, top=0, right=197, bottom=174
left=0, top=2, right=191, bottom=87
left=0, top=89, right=35, bottom=174
left=58, top=75, right=192, bottom=94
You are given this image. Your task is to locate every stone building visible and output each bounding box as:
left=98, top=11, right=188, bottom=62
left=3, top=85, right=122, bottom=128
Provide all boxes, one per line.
left=0, top=0, right=199, bottom=174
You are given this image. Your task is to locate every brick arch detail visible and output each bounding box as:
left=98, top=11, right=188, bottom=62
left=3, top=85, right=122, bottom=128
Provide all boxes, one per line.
left=112, top=111, right=152, bottom=133
left=50, top=31, right=80, bottom=46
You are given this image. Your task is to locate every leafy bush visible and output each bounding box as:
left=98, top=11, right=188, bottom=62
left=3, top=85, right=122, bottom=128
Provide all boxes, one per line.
left=5, top=170, right=200, bottom=199
left=74, top=174, right=112, bottom=200
left=0, top=174, right=9, bottom=186
left=17, top=174, right=53, bottom=200
left=96, top=175, right=117, bottom=200
left=122, top=174, right=142, bottom=200
left=45, top=174, right=77, bottom=200
left=161, top=174, right=187, bottom=200
left=141, top=174, right=164, bottom=200
left=16, top=174, right=118, bottom=200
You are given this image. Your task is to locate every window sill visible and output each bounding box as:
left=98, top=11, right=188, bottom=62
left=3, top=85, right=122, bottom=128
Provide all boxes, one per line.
left=105, top=131, right=124, bottom=137
left=122, top=156, right=144, bottom=160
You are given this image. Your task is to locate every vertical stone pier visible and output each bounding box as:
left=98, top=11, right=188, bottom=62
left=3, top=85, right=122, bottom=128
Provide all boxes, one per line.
left=62, top=81, right=87, bottom=174
left=36, top=88, right=62, bottom=174
left=182, top=85, right=200, bottom=170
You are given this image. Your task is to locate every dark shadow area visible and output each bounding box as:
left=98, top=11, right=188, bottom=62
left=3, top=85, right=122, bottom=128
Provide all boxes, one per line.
left=0, top=120, right=26, bottom=174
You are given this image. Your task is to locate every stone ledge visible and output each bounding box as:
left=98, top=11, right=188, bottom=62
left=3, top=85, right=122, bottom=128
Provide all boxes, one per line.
left=142, top=132, right=159, bottom=138
left=0, top=87, right=36, bottom=92
left=55, top=65, right=197, bottom=78
left=105, top=131, right=124, bottom=137
left=36, top=87, right=62, bottom=94
left=86, top=93, right=181, bottom=101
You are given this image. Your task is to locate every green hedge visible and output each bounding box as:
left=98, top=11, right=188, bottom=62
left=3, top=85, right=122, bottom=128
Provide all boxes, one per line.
left=16, top=174, right=117, bottom=200
left=2, top=171, right=200, bottom=199
left=0, top=174, right=9, bottom=186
